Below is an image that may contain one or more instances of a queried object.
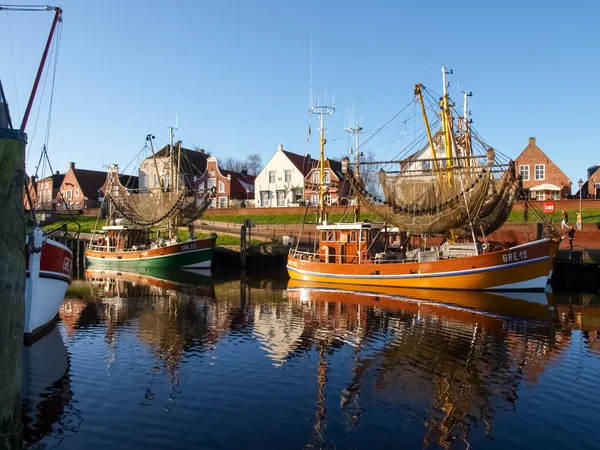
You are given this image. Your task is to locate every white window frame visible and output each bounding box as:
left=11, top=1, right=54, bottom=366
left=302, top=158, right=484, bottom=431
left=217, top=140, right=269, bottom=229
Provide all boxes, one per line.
left=269, top=171, right=276, bottom=183
left=534, top=164, right=545, bottom=181
left=324, top=193, right=331, bottom=206
left=535, top=191, right=544, bottom=201
left=260, top=191, right=269, bottom=207
left=285, top=170, right=292, bottom=183
left=218, top=196, right=227, bottom=208
left=209, top=198, right=216, bottom=209
left=276, top=190, right=285, bottom=206
left=323, top=171, right=330, bottom=184
left=519, top=165, right=529, bottom=181
left=207, top=178, right=216, bottom=190
left=218, top=181, right=225, bottom=193
left=66, top=189, right=73, bottom=200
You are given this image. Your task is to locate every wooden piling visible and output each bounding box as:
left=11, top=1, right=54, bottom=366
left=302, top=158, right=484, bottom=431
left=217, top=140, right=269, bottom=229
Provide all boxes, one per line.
left=0, top=130, right=27, bottom=450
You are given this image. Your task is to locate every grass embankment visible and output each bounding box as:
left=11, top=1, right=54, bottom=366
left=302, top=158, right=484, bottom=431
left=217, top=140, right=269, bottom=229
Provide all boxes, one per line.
left=44, top=216, right=264, bottom=246
left=505, top=209, right=600, bottom=224
left=204, top=211, right=380, bottom=225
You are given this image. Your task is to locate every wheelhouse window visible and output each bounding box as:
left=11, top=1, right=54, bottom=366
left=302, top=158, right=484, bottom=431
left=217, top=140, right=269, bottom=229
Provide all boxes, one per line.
left=350, top=231, right=357, bottom=242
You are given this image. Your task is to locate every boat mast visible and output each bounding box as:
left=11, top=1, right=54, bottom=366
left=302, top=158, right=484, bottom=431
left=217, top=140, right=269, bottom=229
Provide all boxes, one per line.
left=440, top=65, right=454, bottom=171
left=345, top=118, right=362, bottom=222
left=310, top=100, right=335, bottom=225
left=415, top=84, right=443, bottom=188
left=167, top=125, right=177, bottom=239
left=459, top=87, right=473, bottom=159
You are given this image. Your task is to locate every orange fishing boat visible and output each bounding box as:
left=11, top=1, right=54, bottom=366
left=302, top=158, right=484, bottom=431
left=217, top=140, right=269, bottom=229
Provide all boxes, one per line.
left=288, top=66, right=560, bottom=291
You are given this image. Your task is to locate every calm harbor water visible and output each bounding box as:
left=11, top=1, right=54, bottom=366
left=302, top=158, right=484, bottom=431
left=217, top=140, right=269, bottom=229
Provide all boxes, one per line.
left=22, top=270, right=600, bottom=450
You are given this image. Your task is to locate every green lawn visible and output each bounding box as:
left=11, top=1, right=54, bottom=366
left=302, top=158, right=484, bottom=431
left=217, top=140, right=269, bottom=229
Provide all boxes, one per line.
left=506, top=208, right=600, bottom=224
left=203, top=211, right=380, bottom=225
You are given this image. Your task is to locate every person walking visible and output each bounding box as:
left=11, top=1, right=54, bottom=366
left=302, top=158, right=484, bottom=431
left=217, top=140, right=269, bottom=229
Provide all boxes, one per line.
left=567, top=226, right=575, bottom=250
left=576, top=211, right=582, bottom=230
left=561, top=210, right=568, bottom=230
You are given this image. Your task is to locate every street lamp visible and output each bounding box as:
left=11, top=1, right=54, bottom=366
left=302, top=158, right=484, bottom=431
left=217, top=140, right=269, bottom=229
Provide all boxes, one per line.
left=578, top=178, right=583, bottom=230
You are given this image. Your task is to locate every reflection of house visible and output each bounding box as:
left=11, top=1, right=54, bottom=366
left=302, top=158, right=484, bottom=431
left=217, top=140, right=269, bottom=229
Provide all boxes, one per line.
left=255, top=144, right=313, bottom=207
left=515, top=137, right=571, bottom=200
left=578, top=164, right=600, bottom=199
left=193, top=156, right=256, bottom=208
left=304, top=158, right=350, bottom=206
left=56, top=162, right=108, bottom=210
left=138, top=145, right=209, bottom=191
left=25, top=172, right=64, bottom=210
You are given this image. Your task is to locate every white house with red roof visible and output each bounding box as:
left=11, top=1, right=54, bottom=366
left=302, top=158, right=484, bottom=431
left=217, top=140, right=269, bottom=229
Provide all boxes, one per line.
left=254, top=144, right=313, bottom=207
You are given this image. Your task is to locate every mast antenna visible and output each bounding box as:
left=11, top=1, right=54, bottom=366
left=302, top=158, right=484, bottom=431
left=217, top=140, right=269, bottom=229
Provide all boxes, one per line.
left=309, top=35, right=313, bottom=109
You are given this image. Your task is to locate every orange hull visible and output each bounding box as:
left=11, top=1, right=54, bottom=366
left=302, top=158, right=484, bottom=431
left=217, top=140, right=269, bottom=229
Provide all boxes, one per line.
left=287, top=238, right=560, bottom=291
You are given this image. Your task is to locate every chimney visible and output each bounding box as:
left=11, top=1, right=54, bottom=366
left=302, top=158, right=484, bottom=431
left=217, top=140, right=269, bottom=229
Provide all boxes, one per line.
left=241, top=169, right=248, bottom=177
left=528, top=137, right=536, bottom=146
left=55, top=170, right=60, bottom=175
left=304, top=153, right=311, bottom=160
left=278, top=144, right=284, bottom=151
left=199, top=148, right=204, bottom=154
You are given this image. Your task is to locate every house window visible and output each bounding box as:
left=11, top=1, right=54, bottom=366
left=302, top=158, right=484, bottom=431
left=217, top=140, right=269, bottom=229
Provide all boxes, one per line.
left=66, top=190, right=72, bottom=200
left=218, top=197, right=227, bottom=208
left=276, top=190, right=285, bottom=206
left=210, top=198, right=216, bottom=208
left=422, top=160, right=432, bottom=172
left=269, top=171, right=275, bottom=183
left=293, top=188, right=302, bottom=203
left=519, top=165, right=529, bottom=181
left=552, top=192, right=560, bottom=200
left=153, top=175, right=158, bottom=187
left=113, top=186, right=119, bottom=197
left=285, top=170, right=292, bottom=182
left=536, top=191, right=544, bottom=201
left=534, top=164, right=545, bottom=181
left=75, top=189, right=79, bottom=197
left=61, top=190, right=65, bottom=198
left=260, top=191, right=269, bottom=207
left=310, top=193, right=318, bottom=206
left=323, top=171, right=330, bottom=184
left=219, top=181, right=225, bottom=193
left=207, top=178, right=216, bottom=190
left=312, top=171, right=319, bottom=184
left=324, top=193, right=331, bottom=206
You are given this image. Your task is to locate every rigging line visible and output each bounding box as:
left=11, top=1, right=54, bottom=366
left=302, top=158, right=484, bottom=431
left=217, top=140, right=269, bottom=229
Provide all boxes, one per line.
left=25, top=23, right=57, bottom=166
left=358, top=100, right=414, bottom=150
left=4, top=6, right=21, bottom=123
left=42, top=20, right=62, bottom=152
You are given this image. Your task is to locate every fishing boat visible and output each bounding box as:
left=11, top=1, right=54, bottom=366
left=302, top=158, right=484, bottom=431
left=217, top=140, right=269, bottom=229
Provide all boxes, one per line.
left=1, top=5, right=75, bottom=337
left=287, top=67, right=560, bottom=290
left=85, top=134, right=217, bottom=269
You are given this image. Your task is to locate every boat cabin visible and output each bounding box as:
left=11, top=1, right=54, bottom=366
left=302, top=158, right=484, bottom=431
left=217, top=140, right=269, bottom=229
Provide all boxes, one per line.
left=89, top=225, right=150, bottom=252
left=316, top=222, right=407, bottom=264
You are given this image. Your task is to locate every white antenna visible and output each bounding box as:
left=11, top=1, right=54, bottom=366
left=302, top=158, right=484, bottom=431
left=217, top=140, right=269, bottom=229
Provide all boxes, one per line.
left=442, top=64, right=453, bottom=96
left=457, top=83, right=473, bottom=125
left=309, top=34, right=313, bottom=109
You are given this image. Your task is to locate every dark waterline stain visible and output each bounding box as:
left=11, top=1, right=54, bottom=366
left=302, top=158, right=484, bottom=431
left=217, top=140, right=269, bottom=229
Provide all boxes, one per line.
left=21, top=271, right=600, bottom=450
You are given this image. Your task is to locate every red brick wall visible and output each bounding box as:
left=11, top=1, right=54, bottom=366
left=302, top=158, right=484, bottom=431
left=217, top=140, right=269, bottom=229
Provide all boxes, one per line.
left=515, top=137, right=571, bottom=199
left=56, top=169, right=85, bottom=209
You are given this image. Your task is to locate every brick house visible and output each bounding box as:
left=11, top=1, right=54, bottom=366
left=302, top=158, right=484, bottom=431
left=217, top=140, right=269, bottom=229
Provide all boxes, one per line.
left=138, top=145, right=209, bottom=191
left=304, top=158, right=350, bottom=207
left=515, top=137, right=571, bottom=200
left=24, top=172, right=65, bottom=211
left=98, top=164, right=139, bottom=202
left=56, top=162, right=110, bottom=210
left=194, top=156, right=256, bottom=208
left=579, top=164, right=600, bottom=199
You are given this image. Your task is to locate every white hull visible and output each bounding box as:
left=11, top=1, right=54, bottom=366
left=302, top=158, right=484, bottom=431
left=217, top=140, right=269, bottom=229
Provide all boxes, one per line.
left=24, top=274, right=69, bottom=334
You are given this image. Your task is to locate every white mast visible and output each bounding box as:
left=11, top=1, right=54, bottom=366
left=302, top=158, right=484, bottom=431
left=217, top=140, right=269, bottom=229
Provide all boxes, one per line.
left=310, top=99, right=335, bottom=225
left=345, top=115, right=362, bottom=221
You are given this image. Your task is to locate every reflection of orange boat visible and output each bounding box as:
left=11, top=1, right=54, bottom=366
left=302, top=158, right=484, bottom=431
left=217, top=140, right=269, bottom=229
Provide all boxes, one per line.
left=286, top=279, right=553, bottom=325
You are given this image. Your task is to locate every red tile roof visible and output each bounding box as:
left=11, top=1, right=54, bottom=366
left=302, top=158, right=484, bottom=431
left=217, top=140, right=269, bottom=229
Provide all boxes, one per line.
left=71, top=168, right=108, bottom=200
left=282, top=150, right=313, bottom=176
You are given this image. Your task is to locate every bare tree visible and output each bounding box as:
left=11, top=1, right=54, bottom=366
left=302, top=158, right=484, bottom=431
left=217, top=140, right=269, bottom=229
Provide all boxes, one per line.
left=245, top=153, right=262, bottom=176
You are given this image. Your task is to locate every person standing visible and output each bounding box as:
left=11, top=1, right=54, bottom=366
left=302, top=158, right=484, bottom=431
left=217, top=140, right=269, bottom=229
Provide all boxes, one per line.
left=567, top=226, right=575, bottom=250
left=561, top=210, right=568, bottom=229
left=576, top=211, right=582, bottom=230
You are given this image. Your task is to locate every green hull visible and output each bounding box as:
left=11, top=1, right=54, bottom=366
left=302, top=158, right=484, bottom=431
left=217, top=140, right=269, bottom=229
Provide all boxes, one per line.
left=86, top=247, right=214, bottom=269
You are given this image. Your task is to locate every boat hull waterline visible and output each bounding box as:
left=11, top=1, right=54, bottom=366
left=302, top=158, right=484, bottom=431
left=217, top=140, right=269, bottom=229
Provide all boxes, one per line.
left=287, top=238, right=559, bottom=291
left=25, top=237, right=72, bottom=336
left=85, top=236, right=216, bottom=269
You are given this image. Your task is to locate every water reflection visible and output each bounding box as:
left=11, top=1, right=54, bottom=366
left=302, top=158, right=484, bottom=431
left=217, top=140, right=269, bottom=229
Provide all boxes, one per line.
left=23, top=271, right=600, bottom=450
left=21, top=324, right=80, bottom=448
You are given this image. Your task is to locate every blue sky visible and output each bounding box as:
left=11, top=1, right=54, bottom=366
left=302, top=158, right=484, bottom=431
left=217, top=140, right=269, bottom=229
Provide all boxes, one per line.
left=2, top=0, right=598, bottom=190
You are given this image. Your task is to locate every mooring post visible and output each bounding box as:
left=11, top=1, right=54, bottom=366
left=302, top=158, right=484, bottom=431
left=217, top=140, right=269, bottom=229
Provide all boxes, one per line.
left=0, top=127, right=27, bottom=450
left=240, top=225, right=247, bottom=269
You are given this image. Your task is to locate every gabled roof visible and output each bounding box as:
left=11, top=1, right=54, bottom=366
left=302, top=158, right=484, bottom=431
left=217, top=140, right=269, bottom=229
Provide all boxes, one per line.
left=71, top=168, right=108, bottom=200
left=306, top=158, right=344, bottom=180
left=38, top=173, right=65, bottom=188
left=149, top=145, right=209, bottom=176
left=221, top=169, right=256, bottom=200
left=282, top=150, right=313, bottom=176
